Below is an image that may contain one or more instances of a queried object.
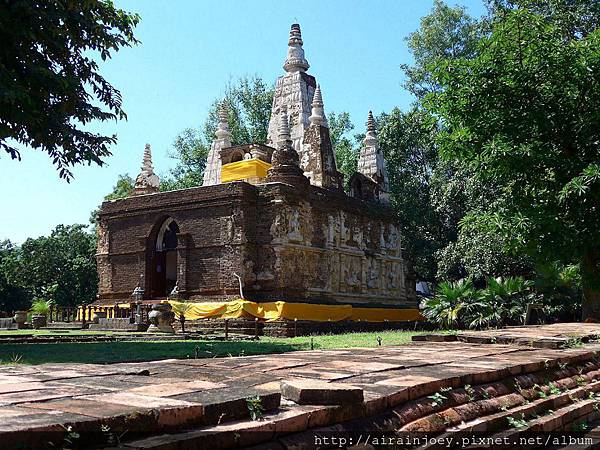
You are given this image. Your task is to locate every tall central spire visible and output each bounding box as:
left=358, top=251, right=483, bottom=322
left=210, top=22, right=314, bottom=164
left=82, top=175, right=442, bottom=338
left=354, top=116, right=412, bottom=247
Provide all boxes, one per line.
left=283, top=23, right=309, bottom=73
left=267, top=23, right=317, bottom=179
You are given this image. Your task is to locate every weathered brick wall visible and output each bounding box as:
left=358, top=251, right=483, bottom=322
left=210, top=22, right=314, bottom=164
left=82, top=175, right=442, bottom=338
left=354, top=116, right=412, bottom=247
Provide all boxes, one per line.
left=97, top=180, right=416, bottom=308
left=97, top=183, right=258, bottom=302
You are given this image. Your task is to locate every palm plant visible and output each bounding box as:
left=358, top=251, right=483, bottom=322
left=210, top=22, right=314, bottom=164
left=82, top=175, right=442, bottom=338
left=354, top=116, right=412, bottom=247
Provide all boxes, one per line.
left=30, top=299, right=52, bottom=316
left=467, top=277, right=534, bottom=328
left=421, top=278, right=476, bottom=329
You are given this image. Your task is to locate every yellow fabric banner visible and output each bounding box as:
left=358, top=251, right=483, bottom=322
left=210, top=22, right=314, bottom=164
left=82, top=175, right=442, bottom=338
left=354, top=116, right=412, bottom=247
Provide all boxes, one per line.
left=168, top=299, right=423, bottom=323
left=220, top=159, right=272, bottom=183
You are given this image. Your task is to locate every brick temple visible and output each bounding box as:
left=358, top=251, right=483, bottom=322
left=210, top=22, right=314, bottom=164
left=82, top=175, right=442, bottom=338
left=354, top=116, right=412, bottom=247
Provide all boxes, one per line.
left=95, top=24, right=417, bottom=310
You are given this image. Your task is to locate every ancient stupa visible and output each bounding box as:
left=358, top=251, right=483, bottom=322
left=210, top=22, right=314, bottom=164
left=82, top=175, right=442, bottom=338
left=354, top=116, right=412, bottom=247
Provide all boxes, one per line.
left=95, top=24, right=416, bottom=313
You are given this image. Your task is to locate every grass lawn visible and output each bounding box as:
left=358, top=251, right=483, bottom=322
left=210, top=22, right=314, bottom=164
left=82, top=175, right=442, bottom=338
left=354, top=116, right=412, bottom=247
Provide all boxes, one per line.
left=0, top=330, right=430, bottom=365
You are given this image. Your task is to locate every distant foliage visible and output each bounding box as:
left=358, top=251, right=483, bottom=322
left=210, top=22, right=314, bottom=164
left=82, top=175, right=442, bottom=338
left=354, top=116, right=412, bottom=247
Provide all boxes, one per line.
left=0, top=0, right=140, bottom=179
left=0, top=241, right=29, bottom=313
left=401, top=0, right=482, bottom=99
left=0, top=225, right=98, bottom=310
left=378, top=107, right=447, bottom=281
left=327, top=111, right=359, bottom=186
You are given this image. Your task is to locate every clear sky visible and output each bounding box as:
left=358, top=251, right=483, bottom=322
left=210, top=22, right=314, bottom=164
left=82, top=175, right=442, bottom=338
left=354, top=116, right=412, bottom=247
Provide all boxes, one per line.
left=0, top=0, right=487, bottom=243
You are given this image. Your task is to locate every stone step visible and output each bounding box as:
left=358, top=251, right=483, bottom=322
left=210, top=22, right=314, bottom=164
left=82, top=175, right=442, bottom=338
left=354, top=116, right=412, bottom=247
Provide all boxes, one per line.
left=43, top=322, right=84, bottom=330
left=401, top=364, right=600, bottom=434
left=1, top=389, right=281, bottom=450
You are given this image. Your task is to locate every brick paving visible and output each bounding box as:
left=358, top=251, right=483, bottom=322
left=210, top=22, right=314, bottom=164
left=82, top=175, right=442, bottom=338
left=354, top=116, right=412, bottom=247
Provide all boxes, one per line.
left=1, top=323, right=600, bottom=449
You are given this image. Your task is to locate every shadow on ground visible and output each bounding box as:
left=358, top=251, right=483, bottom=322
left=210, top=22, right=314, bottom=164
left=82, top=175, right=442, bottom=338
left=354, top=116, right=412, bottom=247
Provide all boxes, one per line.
left=0, top=340, right=308, bottom=365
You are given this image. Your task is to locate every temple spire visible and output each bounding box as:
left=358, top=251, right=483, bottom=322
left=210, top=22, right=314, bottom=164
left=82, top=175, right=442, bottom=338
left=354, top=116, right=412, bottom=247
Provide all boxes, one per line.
left=203, top=100, right=232, bottom=186
left=283, top=23, right=309, bottom=73
left=357, top=111, right=390, bottom=203
left=364, top=110, right=377, bottom=147
left=309, top=84, right=326, bottom=126
left=132, top=144, right=160, bottom=195
left=215, top=101, right=232, bottom=142
left=267, top=107, right=308, bottom=186
left=278, top=108, right=291, bottom=142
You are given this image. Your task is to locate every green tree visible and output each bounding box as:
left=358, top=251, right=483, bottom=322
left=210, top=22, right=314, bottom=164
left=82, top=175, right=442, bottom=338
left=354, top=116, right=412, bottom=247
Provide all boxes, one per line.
left=378, top=107, right=444, bottom=280
left=327, top=111, right=359, bottom=184
left=427, top=8, right=600, bottom=316
left=401, top=0, right=482, bottom=99
left=0, top=241, right=29, bottom=313
left=0, top=0, right=140, bottom=179
left=398, top=0, right=537, bottom=282
left=2, top=225, right=98, bottom=307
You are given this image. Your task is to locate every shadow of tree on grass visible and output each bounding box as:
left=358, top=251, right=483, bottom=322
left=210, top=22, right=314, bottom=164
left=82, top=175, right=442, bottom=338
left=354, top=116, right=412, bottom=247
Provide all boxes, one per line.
left=0, top=340, right=308, bottom=365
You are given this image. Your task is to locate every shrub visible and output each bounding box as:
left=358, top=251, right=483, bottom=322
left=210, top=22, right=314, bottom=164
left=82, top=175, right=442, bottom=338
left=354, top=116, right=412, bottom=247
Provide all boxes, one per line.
left=420, top=278, right=477, bottom=329
left=422, top=276, right=537, bottom=329
left=30, top=299, right=52, bottom=315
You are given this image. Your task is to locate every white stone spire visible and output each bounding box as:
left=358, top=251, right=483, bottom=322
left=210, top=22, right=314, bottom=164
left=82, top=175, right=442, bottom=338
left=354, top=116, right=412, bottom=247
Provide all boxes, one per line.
left=278, top=108, right=291, bottom=142
left=203, top=101, right=232, bottom=186
left=215, top=101, right=232, bottom=141
left=283, top=23, right=309, bottom=73
left=132, top=143, right=160, bottom=195
left=267, top=23, right=317, bottom=175
left=357, top=111, right=390, bottom=202
left=308, top=84, right=326, bottom=127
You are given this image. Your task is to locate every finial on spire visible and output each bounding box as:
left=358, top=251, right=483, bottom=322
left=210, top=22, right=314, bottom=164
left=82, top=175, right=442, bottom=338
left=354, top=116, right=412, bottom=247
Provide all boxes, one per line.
left=284, top=23, right=309, bottom=73
left=363, top=111, right=378, bottom=147
left=133, top=143, right=160, bottom=195
left=366, top=111, right=376, bottom=133
left=309, top=84, right=326, bottom=126
left=278, top=107, right=291, bottom=141
left=215, top=100, right=232, bottom=142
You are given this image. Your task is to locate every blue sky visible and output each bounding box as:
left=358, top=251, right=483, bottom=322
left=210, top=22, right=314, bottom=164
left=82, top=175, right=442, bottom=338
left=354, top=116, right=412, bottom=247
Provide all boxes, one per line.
left=1, top=0, right=487, bottom=243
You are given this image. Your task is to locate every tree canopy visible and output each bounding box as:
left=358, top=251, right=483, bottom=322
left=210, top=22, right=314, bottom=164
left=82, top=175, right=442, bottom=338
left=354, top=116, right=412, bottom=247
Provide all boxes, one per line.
left=427, top=5, right=600, bottom=315
left=0, top=0, right=140, bottom=179
left=0, top=225, right=98, bottom=310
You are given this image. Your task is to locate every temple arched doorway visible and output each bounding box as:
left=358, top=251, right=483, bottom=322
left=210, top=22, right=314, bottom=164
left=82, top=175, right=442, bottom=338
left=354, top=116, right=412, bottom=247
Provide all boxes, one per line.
left=151, top=218, right=180, bottom=297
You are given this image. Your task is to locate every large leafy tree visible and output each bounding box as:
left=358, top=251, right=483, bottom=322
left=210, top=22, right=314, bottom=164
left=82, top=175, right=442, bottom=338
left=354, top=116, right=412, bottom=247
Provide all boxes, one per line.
left=0, top=0, right=140, bottom=179
left=2, top=225, right=98, bottom=307
left=378, top=107, right=445, bottom=280
left=401, top=0, right=482, bottom=99
left=428, top=7, right=600, bottom=316
left=0, top=241, right=29, bottom=313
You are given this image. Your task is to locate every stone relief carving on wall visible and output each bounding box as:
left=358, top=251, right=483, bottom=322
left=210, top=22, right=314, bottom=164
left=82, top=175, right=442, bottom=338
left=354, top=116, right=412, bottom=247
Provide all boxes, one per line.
left=287, top=209, right=302, bottom=242
left=270, top=203, right=313, bottom=246
left=221, top=217, right=235, bottom=244
left=366, top=257, right=380, bottom=289
left=266, top=203, right=405, bottom=300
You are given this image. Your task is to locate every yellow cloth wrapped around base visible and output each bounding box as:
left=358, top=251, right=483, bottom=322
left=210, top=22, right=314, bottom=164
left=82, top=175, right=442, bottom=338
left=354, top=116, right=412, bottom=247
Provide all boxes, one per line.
left=169, top=299, right=423, bottom=323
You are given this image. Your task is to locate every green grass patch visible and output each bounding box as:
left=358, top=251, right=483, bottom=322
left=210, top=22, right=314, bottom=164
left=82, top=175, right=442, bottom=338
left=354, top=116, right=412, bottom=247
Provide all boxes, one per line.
left=0, top=330, right=425, bottom=365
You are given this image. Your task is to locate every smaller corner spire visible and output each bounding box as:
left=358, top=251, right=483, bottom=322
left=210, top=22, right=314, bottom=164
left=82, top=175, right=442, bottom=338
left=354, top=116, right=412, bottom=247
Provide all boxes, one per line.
left=215, top=100, right=232, bottom=142
left=366, top=111, right=376, bottom=133
left=309, top=84, right=326, bottom=126
left=133, top=143, right=160, bottom=195
left=364, top=111, right=377, bottom=147
left=142, top=143, right=153, bottom=172
left=283, top=23, right=310, bottom=73
left=278, top=107, right=291, bottom=142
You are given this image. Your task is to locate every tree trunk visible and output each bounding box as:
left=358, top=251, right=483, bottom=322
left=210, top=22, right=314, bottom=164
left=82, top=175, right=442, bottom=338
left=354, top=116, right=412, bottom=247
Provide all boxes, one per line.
left=581, top=250, right=600, bottom=321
